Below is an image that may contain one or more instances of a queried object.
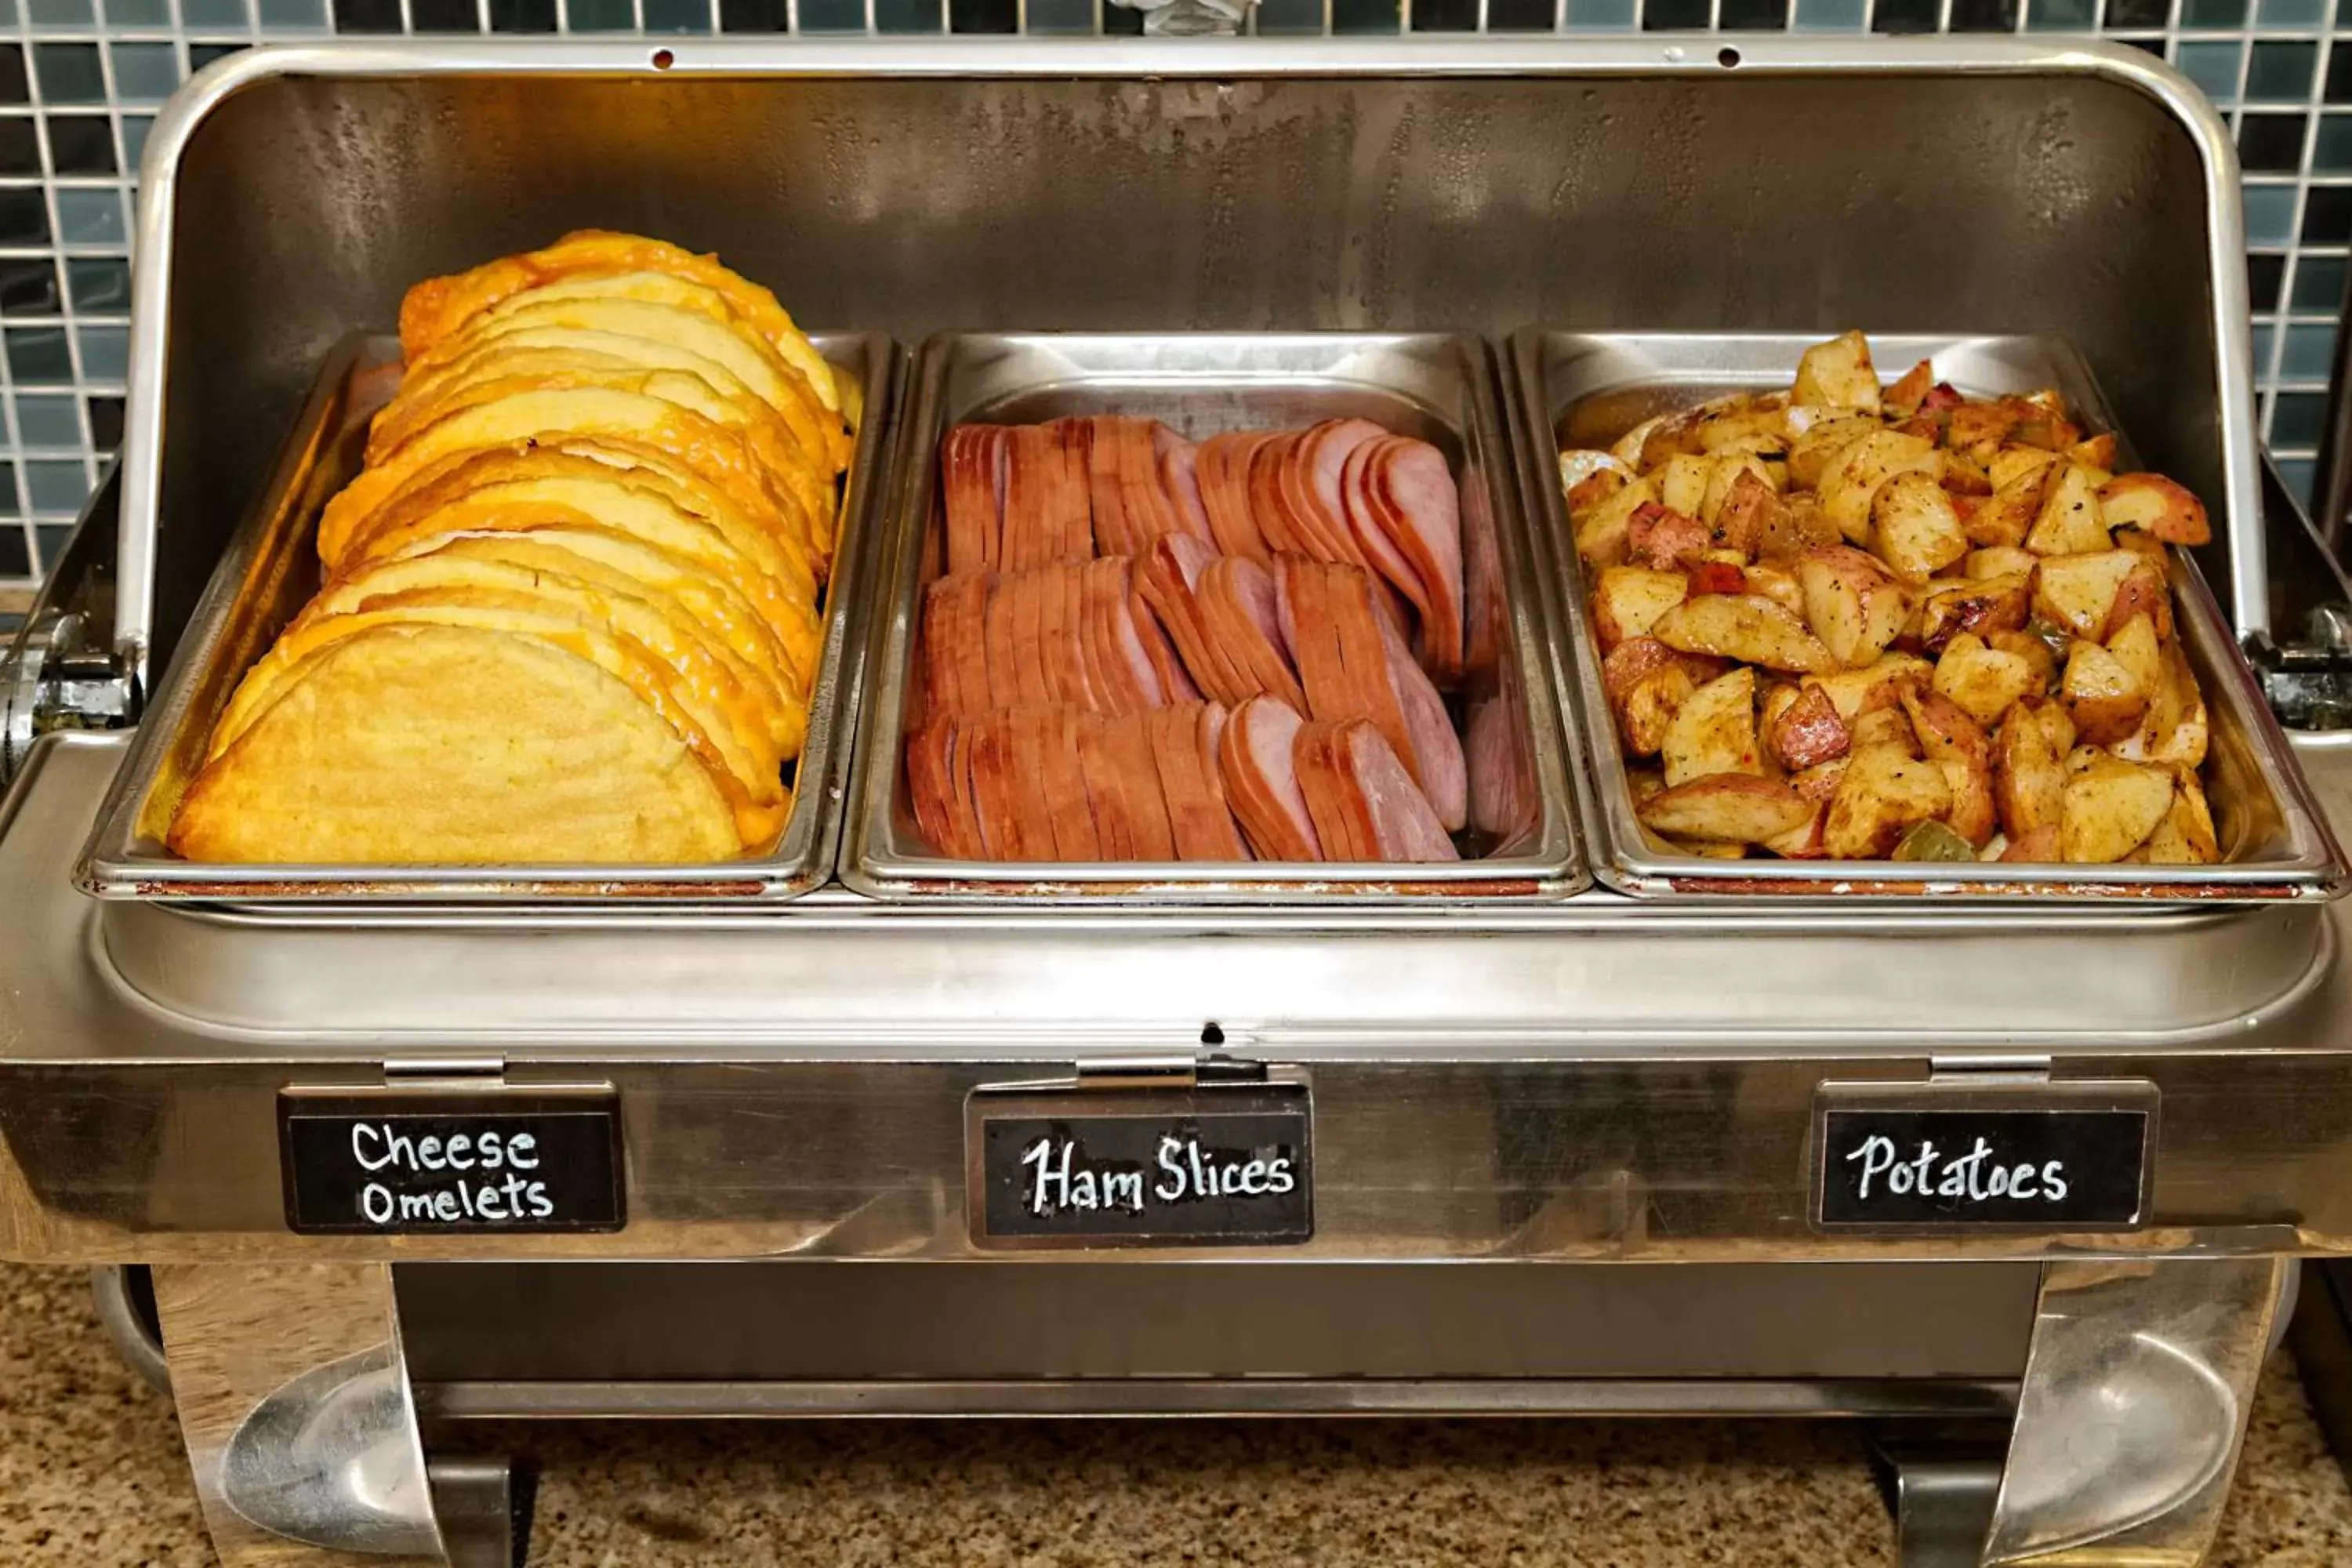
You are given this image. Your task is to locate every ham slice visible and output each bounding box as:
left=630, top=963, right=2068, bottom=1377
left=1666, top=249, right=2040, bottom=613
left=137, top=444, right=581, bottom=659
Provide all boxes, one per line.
left=1002, top=710, right=1068, bottom=861
left=1292, top=720, right=1374, bottom=862
left=1134, top=536, right=1251, bottom=705
left=1196, top=556, right=1308, bottom=714
left=1240, top=424, right=1410, bottom=631
left=1154, top=425, right=1215, bottom=543
left=1275, top=554, right=1354, bottom=727
left=1362, top=437, right=1465, bottom=682
left=1003, top=423, right=1090, bottom=570
left=1080, top=557, right=1157, bottom=714
left=1053, top=419, right=1096, bottom=562
left=954, top=573, right=997, bottom=719
left=921, top=572, right=992, bottom=721
left=1120, top=419, right=1186, bottom=549
left=1131, top=583, right=1200, bottom=704
left=1146, top=702, right=1248, bottom=861
left=1102, top=711, right=1178, bottom=861
left=1036, top=706, right=1102, bottom=861
left=1085, top=416, right=1142, bottom=558
left=966, top=717, right=1039, bottom=860
left=919, top=579, right=958, bottom=722
left=1218, top=696, right=1321, bottom=862
left=1280, top=557, right=1467, bottom=833
left=1341, top=437, right=1428, bottom=635
left=1466, top=692, right=1534, bottom=845
left=1323, top=565, right=1417, bottom=792
left=1136, top=535, right=1250, bottom=706
left=1336, top=719, right=1457, bottom=862
left=1298, top=418, right=1387, bottom=561
left=1460, top=466, right=1504, bottom=678
left=1042, top=570, right=1074, bottom=708
left=1058, top=564, right=1103, bottom=713
left=1250, top=434, right=1316, bottom=555
left=1196, top=702, right=1253, bottom=861
left=1367, top=592, right=1468, bottom=832
left=1010, top=568, right=1052, bottom=710
left=1197, top=433, right=1272, bottom=560
left=982, top=570, right=1022, bottom=711
left=1076, top=714, right=1137, bottom=860
left=940, top=425, right=1005, bottom=574
left=903, top=717, right=966, bottom=857
left=948, top=723, right=991, bottom=858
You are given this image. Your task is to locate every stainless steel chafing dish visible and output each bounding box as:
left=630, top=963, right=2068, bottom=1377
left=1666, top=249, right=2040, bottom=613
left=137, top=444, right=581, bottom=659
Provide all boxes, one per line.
left=0, top=36, right=2347, bottom=1568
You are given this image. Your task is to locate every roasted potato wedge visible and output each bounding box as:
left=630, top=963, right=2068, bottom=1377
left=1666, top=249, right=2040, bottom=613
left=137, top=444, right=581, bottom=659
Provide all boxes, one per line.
left=1592, top=565, right=1690, bottom=652
left=1823, top=745, right=1954, bottom=858
left=1639, top=773, right=1815, bottom=845
left=1650, top=594, right=1838, bottom=674
left=1965, top=546, right=2039, bottom=581
left=1916, top=572, right=2031, bottom=656
left=2060, top=754, right=2175, bottom=863
left=2024, top=463, right=2112, bottom=557
left=2031, top=550, right=2139, bottom=640
left=1820, top=430, right=1941, bottom=544
left=2098, top=472, right=2211, bottom=546
left=1930, top=632, right=2040, bottom=728
left=1769, top=682, right=1853, bottom=772
left=1992, top=703, right=2065, bottom=839
left=1901, top=689, right=1996, bottom=847
left=1661, top=667, right=1762, bottom=786
left=1573, top=475, right=1656, bottom=571
left=1793, top=330, right=1882, bottom=412
left=1871, top=470, right=1969, bottom=583
left=1849, top=706, right=1922, bottom=759
left=1809, top=652, right=1933, bottom=720
left=2061, top=638, right=2148, bottom=746
left=1796, top=545, right=1910, bottom=669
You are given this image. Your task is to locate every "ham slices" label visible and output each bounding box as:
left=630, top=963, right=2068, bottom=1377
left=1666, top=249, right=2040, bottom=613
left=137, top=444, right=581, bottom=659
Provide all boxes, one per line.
left=969, top=1084, right=1313, bottom=1248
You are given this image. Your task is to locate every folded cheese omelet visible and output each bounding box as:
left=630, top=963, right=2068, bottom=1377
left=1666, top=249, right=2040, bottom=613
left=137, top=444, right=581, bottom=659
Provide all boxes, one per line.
left=167, top=231, right=850, bottom=864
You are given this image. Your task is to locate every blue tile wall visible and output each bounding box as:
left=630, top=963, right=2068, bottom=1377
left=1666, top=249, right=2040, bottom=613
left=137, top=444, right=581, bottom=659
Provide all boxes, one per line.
left=0, top=5, right=2339, bottom=587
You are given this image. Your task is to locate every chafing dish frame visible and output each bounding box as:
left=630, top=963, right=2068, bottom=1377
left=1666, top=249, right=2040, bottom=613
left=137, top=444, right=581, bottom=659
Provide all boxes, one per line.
left=1508, top=329, right=2349, bottom=902
left=18, top=36, right=2341, bottom=1568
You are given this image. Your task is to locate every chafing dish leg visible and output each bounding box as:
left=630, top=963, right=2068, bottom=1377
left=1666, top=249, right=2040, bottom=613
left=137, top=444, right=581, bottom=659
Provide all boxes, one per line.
left=1864, top=1430, right=2004, bottom=1566
left=1980, top=1257, right=2290, bottom=1566
left=150, top=1261, right=448, bottom=1566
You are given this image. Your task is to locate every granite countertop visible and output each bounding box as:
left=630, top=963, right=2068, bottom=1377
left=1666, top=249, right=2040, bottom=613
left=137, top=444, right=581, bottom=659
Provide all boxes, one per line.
left=5, top=1261, right=2351, bottom=1566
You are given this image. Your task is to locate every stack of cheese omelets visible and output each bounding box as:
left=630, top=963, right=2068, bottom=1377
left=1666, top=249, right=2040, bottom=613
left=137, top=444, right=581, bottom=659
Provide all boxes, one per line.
left=166, top=230, right=851, bottom=865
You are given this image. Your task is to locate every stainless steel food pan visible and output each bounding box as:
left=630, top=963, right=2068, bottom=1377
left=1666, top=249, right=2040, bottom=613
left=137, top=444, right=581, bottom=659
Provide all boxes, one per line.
left=74, top=331, right=898, bottom=902
left=1508, top=329, right=2347, bottom=902
left=843, top=332, right=1584, bottom=900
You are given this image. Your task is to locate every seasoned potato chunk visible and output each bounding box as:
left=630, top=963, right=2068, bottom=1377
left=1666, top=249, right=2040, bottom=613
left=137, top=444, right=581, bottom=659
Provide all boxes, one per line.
left=1661, top=667, right=1762, bottom=786
left=1824, top=746, right=1954, bottom=858
left=1651, top=594, right=1837, bottom=674
left=1639, top=774, right=1815, bottom=845
left=2061, top=755, right=2176, bottom=864
left=1793, top=330, right=1882, bottom=412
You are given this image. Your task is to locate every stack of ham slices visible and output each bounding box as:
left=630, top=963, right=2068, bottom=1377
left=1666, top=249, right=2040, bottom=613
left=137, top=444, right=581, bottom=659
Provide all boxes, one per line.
left=906, top=414, right=1472, bottom=864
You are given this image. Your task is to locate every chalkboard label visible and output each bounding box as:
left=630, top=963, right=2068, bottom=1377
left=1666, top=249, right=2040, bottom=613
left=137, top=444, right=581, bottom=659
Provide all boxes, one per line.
left=279, top=1089, right=623, bottom=1236
left=1813, top=1084, right=2154, bottom=1231
left=967, top=1084, right=1312, bottom=1249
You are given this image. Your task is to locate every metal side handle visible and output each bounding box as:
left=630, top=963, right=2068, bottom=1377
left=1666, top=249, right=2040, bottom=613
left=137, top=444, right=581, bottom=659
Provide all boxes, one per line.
left=2, top=460, right=136, bottom=786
